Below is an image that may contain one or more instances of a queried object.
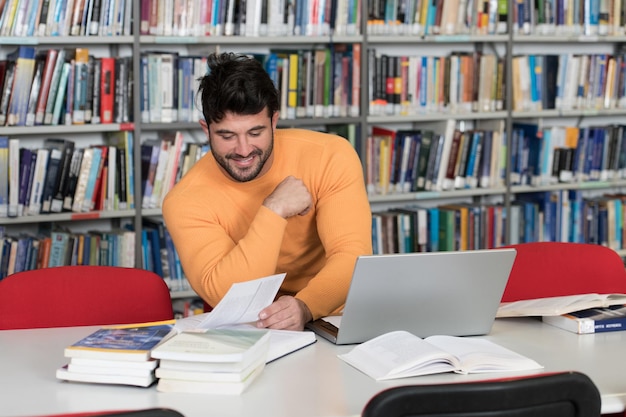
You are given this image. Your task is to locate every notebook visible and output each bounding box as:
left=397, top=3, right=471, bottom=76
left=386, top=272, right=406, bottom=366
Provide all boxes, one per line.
left=306, top=248, right=517, bottom=344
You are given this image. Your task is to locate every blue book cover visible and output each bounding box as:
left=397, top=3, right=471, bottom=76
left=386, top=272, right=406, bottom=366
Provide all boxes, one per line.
left=544, top=305, right=626, bottom=334
left=65, top=322, right=175, bottom=360
left=7, top=46, right=36, bottom=127
left=80, top=146, right=102, bottom=212
left=427, top=207, right=439, bottom=252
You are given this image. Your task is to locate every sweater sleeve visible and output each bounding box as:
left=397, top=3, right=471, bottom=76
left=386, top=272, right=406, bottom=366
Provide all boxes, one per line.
left=293, top=139, right=373, bottom=319
left=163, top=188, right=289, bottom=307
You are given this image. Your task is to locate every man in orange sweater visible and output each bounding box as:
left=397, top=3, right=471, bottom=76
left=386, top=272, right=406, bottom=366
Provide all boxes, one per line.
left=163, top=53, right=372, bottom=331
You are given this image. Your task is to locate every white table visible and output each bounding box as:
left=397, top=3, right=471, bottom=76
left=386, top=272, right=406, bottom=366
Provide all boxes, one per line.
left=1, top=318, right=625, bottom=417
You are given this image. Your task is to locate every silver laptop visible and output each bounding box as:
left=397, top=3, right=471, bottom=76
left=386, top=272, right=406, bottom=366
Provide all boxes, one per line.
left=306, top=248, right=517, bottom=344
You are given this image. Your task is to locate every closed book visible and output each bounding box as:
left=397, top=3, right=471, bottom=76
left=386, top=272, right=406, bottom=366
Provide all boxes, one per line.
left=63, top=321, right=176, bottom=362
left=155, top=355, right=265, bottom=382
left=156, top=362, right=265, bottom=394
left=542, top=305, right=626, bottom=334
left=62, top=148, right=84, bottom=211
left=151, top=328, right=270, bottom=364
left=6, top=46, right=36, bottom=126
left=39, top=147, right=63, bottom=213
left=0, top=60, right=16, bottom=126
left=0, top=136, right=8, bottom=217
left=27, top=148, right=50, bottom=216
left=99, top=56, right=115, bottom=123
left=43, top=48, right=66, bottom=125
left=56, top=364, right=156, bottom=387
left=67, top=362, right=156, bottom=378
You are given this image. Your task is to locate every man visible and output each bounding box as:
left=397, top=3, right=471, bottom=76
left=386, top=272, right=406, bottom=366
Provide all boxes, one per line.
left=162, top=52, right=372, bottom=331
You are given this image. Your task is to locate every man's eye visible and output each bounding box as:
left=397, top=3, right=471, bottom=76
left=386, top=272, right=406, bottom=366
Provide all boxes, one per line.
left=221, top=135, right=234, bottom=140
left=249, top=132, right=262, bottom=137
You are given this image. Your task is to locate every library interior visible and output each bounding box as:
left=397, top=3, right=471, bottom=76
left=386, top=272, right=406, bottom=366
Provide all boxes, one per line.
left=1, top=1, right=626, bottom=417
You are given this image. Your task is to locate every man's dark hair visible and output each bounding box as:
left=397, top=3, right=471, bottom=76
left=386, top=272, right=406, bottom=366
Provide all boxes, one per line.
left=198, top=52, right=280, bottom=124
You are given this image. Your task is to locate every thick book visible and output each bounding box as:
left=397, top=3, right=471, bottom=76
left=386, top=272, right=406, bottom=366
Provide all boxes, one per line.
left=338, top=330, right=543, bottom=381
left=542, top=305, right=626, bottom=334
left=155, top=354, right=264, bottom=382
left=151, top=328, right=271, bottom=364
left=497, top=293, right=626, bottom=318
left=155, top=363, right=265, bottom=394
left=99, top=56, right=115, bottom=123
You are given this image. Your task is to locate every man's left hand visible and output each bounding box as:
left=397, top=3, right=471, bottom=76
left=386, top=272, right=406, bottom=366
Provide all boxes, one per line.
left=256, top=296, right=313, bottom=331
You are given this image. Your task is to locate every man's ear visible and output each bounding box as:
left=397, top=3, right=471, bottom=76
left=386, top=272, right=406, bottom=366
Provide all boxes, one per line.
left=199, top=119, right=209, bottom=136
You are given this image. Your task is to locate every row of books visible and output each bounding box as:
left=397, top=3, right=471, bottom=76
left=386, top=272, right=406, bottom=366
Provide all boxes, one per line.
left=511, top=52, right=626, bottom=113
left=139, top=0, right=362, bottom=37
left=365, top=121, right=506, bottom=195
left=0, top=46, right=133, bottom=127
left=0, top=0, right=132, bottom=38
left=513, top=0, right=626, bottom=36
left=372, top=203, right=510, bottom=254
left=253, top=46, right=361, bottom=120
left=514, top=191, right=626, bottom=250
left=0, top=126, right=356, bottom=220
left=367, top=0, right=508, bottom=36
left=0, top=228, right=136, bottom=280
left=510, top=124, right=626, bottom=187
left=0, top=219, right=189, bottom=291
left=139, top=52, right=206, bottom=124
left=0, top=133, right=134, bottom=219
left=368, top=50, right=505, bottom=117
left=140, top=131, right=210, bottom=210
left=371, top=191, right=626, bottom=255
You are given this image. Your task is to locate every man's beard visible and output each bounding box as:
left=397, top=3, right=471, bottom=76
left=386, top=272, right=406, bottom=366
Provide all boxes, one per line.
left=211, top=135, right=274, bottom=182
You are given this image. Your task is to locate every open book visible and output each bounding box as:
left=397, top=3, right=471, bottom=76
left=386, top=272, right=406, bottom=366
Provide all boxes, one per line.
left=497, top=293, right=626, bottom=318
left=338, top=330, right=543, bottom=381
left=171, top=273, right=316, bottom=362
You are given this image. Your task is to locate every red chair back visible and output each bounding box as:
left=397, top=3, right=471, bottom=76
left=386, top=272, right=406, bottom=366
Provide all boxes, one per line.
left=501, top=242, right=626, bottom=302
left=0, top=266, right=174, bottom=330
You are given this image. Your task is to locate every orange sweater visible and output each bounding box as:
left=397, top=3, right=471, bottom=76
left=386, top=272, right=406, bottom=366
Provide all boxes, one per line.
left=162, top=129, right=372, bottom=319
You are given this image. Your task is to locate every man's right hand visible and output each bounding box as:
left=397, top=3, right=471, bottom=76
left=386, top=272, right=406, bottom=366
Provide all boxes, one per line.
left=263, top=176, right=312, bottom=218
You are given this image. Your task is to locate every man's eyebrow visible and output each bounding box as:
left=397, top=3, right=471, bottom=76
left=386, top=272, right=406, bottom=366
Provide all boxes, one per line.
left=214, top=125, right=267, bottom=134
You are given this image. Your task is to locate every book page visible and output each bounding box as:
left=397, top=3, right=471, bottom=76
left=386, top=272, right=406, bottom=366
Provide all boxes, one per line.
left=425, top=335, right=543, bottom=374
left=497, top=293, right=626, bottom=317
left=338, top=330, right=460, bottom=380
left=175, top=273, right=286, bottom=331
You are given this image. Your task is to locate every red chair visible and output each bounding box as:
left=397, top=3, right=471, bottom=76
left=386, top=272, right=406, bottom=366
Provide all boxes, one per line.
left=0, top=266, right=174, bottom=330
left=501, top=242, right=626, bottom=303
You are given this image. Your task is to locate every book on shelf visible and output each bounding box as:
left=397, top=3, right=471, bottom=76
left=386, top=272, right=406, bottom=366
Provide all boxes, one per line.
left=27, top=148, right=50, bottom=216
left=24, top=52, right=45, bottom=127
left=43, top=48, right=66, bottom=125
left=338, top=330, right=543, bottom=381
left=542, top=305, right=626, bottom=334
left=7, top=138, right=19, bottom=217
left=0, top=136, right=8, bottom=217
left=72, top=47, right=90, bottom=124
left=99, top=56, right=115, bottom=124
left=497, top=293, right=626, bottom=318
left=6, top=45, right=36, bottom=127
left=0, top=59, right=16, bottom=126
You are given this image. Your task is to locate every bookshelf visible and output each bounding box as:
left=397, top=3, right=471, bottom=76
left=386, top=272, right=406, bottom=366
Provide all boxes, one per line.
left=2, top=0, right=626, bottom=297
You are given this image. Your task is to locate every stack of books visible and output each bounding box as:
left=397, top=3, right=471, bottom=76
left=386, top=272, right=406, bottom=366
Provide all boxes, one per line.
left=56, top=321, right=176, bottom=387
left=151, top=328, right=271, bottom=394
